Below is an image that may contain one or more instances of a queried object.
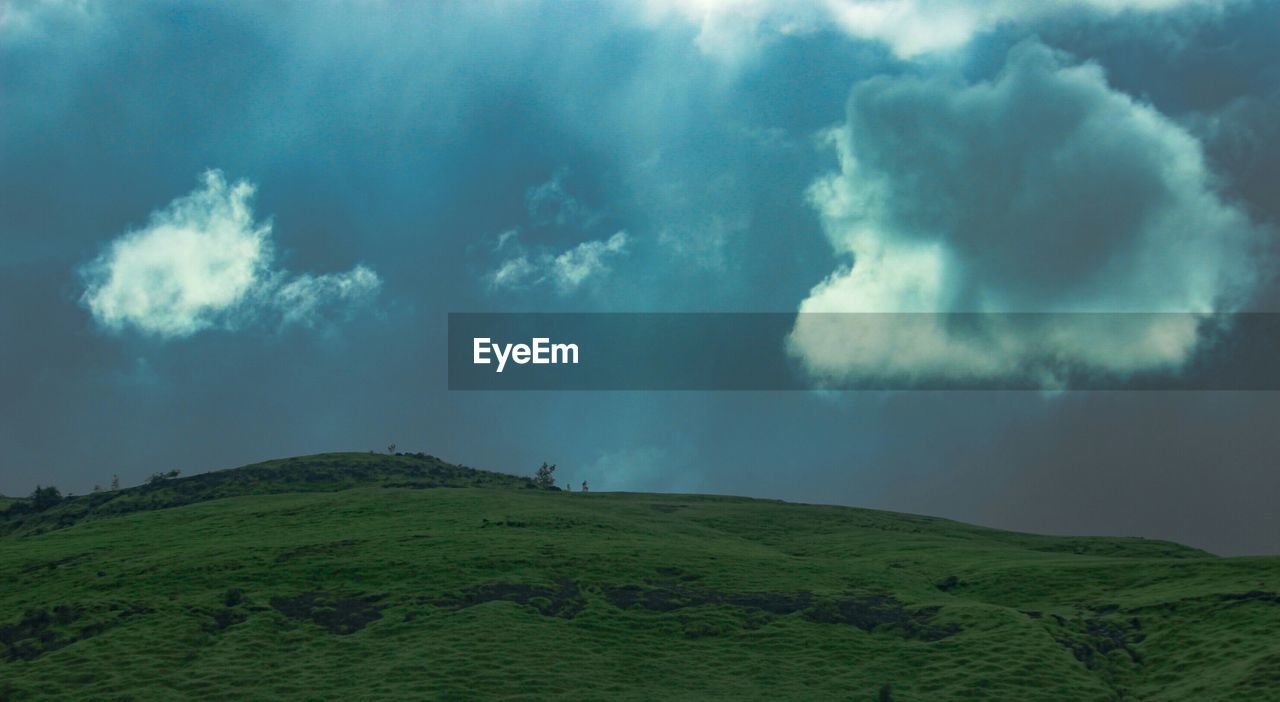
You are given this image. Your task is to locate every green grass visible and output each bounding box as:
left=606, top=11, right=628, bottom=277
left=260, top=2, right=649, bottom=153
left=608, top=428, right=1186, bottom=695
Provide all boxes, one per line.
left=1, top=453, right=1278, bottom=700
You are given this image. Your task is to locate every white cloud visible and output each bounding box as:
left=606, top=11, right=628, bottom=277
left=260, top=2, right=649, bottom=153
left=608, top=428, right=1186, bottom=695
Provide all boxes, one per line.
left=486, top=230, right=630, bottom=296
left=550, top=232, right=631, bottom=292
left=788, top=40, right=1266, bottom=386
left=639, top=0, right=1223, bottom=61
left=274, top=265, right=383, bottom=328
left=80, top=170, right=381, bottom=338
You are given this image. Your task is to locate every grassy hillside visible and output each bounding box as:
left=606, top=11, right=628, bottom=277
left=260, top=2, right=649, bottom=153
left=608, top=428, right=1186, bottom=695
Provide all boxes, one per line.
left=1, top=453, right=1277, bottom=700
left=0, top=452, right=534, bottom=538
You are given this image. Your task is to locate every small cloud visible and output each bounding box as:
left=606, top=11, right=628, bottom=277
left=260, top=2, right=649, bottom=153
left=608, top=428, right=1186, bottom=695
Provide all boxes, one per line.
left=487, top=254, right=538, bottom=290
left=494, top=228, right=521, bottom=252
left=486, top=230, right=630, bottom=296
left=80, top=170, right=381, bottom=339
left=274, top=265, right=382, bottom=328
left=482, top=170, right=629, bottom=296
left=524, top=168, right=597, bottom=228
left=585, top=446, right=699, bottom=493
left=658, top=214, right=746, bottom=272
left=550, top=232, right=630, bottom=292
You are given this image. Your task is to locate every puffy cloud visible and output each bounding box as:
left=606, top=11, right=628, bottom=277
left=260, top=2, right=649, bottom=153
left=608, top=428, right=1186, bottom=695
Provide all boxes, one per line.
left=640, top=0, right=1224, bottom=61
left=80, top=170, right=380, bottom=338
left=486, top=231, right=630, bottom=296
left=788, top=40, right=1266, bottom=386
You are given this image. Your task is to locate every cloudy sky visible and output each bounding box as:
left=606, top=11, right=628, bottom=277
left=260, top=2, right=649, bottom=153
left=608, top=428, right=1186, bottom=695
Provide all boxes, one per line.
left=3, top=0, right=1279, bottom=554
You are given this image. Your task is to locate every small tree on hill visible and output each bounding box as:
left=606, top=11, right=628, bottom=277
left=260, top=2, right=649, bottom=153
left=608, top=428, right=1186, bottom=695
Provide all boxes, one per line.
left=146, top=469, right=181, bottom=486
left=533, top=462, right=556, bottom=489
left=30, top=485, right=62, bottom=512
left=110, top=474, right=120, bottom=491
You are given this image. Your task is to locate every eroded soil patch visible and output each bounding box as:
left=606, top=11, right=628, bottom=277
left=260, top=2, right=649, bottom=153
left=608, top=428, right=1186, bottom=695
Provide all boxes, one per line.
left=432, top=580, right=586, bottom=619
left=270, top=592, right=384, bottom=634
left=1, top=603, right=151, bottom=661
left=603, top=585, right=959, bottom=640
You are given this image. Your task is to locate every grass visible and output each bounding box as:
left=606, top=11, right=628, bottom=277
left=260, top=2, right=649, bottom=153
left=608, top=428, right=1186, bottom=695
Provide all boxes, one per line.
left=1, top=452, right=1278, bottom=700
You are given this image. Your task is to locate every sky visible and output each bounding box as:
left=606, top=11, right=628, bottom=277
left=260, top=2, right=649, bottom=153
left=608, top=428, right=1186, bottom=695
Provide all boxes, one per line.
left=3, top=0, right=1279, bottom=554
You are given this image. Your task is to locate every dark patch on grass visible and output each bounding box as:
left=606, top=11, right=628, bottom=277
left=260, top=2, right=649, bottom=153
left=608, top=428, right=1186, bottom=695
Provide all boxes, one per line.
left=188, top=605, right=248, bottom=633
left=1, top=603, right=150, bottom=661
left=1221, top=590, right=1280, bottom=605
left=653, top=566, right=703, bottom=583
left=223, top=588, right=244, bottom=607
left=432, top=580, right=585, bottom=619
left=481, top=518, right=528, bottom=528
left=804, top=595, right=958, bottom=640
left=382, top=481, right=479, bottom=490
left=681, top=621, right=722, bottom=638
left=1053, top=616, right=1146, bottom=670
left=1, top=606, right=85, bottom=660
left=649, top=504, right=684, bottom=513
left=602, top=585, right=959, bottom=640
left=1029, top=539, right=1207, bottom=559
left=270, top=592, right=385, bottom=635
left=935, top=575, right=964, bottom=592
left=274, top=539, right=361, bottom=562
left=18, top=554, right=87, bottom=575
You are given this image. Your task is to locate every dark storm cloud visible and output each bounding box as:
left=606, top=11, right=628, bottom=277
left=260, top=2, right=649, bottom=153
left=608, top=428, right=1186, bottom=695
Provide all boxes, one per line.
left=1, top=0, right=1278, bottom=557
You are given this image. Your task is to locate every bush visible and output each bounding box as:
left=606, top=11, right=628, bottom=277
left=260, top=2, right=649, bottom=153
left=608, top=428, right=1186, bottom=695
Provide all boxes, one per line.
left=146, top=469, right=182, bottom=486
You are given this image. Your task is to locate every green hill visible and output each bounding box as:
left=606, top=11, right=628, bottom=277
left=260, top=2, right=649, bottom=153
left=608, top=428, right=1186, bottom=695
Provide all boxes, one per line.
left=1, top=453, right=1277, bottom=700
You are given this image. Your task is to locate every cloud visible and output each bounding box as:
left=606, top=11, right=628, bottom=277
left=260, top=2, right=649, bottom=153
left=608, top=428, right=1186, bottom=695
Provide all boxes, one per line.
left=640, top=0, right=1224, bottom=61
left=80, top=170, right=381, bottom=338
left=486, top=230, right=630, bottom=296
left=788, top=40, right=1266, bottom=386
left=524, top=168, right=597, bottom=228
left=657, top=213, right=745, bottom=272
left=585, top=445, right=701, bottom=493
left=274, top=265, right=383, bottom=328
left=483, top=170, right=630, bottom=296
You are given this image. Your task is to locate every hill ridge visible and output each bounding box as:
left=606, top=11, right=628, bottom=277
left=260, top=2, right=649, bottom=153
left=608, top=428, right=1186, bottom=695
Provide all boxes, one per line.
left=0, top=451, right=536, bottom=538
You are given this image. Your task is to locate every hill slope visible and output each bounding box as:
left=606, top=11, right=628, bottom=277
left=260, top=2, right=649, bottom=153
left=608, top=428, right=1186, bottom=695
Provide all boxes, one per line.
left=1, top=452, right=535, bottom=538
left=1, top=453, right=1277, bottom=700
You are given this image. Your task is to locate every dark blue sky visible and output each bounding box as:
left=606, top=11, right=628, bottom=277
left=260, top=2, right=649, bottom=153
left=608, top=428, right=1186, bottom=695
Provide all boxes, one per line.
left=3, top=0, right=1279, bottom=554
